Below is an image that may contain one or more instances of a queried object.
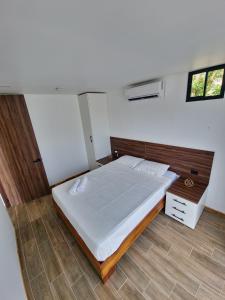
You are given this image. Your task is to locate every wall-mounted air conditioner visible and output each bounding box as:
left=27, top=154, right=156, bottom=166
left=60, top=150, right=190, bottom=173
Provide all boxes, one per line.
left=125, top=80, right=164, bottom=101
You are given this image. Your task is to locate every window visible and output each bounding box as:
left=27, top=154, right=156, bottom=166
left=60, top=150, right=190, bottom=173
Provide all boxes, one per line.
left=186, top=64, right=225, bottom=102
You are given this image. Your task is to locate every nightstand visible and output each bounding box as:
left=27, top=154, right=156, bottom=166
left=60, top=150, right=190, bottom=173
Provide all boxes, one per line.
left=165, top=177, right=208, bottom=229
left=96, top=155, right=113, bottom=167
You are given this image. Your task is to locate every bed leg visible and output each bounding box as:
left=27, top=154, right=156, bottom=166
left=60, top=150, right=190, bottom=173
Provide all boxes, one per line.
left=101, top=266, right=116, bottom=284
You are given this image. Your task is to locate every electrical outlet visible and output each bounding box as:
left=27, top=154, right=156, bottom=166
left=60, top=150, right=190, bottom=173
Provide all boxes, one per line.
left=191, top=169, right=198, bottom=175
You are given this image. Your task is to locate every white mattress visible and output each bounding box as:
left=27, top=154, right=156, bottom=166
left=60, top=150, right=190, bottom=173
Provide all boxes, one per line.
left=52, top=161, right=176, bottom=261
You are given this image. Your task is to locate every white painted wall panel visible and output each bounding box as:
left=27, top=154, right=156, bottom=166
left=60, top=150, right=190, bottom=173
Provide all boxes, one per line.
left=78, top=94, right=97, bottom=170
left=25, top=95, right=88, bottom=185
left=107, top=72, right=225, bottom=213
left=88, top=94, right=111, bottom=160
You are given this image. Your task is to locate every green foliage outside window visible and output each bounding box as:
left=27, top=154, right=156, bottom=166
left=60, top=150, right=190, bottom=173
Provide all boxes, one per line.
left=191, top=69, right=224, bottom=98
left=191, top=72, right=206, bottom=97
left=205, top=69, right=224, bottom=96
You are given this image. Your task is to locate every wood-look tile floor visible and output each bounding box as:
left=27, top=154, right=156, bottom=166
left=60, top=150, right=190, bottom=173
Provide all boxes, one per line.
left=8, top=195, right=225, bottom=300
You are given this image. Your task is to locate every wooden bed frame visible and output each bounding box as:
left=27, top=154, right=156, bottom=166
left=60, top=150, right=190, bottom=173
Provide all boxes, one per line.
left=53, top=198, right=165, bottom=283
left=53, top=136, right=214, bottom=283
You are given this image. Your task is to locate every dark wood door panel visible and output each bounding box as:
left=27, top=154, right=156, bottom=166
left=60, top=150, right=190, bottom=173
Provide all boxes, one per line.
left=0, top=95, right=50, bottom=206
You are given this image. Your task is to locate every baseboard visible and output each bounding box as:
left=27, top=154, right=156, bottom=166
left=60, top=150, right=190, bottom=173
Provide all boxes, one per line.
left=50, top=170, right=90, bottom=188
left=204, top=206, right=225, bottom=219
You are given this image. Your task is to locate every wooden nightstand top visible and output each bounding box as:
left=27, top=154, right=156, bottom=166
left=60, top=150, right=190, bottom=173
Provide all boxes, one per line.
left=167, top=177, right=208, bottom=204
left=97, top=155, right=113, bottom=165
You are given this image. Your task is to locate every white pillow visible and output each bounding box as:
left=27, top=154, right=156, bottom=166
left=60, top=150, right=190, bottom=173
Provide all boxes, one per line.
left=134, top=160, right=170, bottom=177
left=163, top=170, right=179, bottom=181
left=116, top=155, right=144, bottom=168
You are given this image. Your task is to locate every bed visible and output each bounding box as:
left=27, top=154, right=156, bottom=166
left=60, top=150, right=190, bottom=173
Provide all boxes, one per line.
left=52, top=158, right=177, bottom=282
left=52, top=136, right=214, bottom=282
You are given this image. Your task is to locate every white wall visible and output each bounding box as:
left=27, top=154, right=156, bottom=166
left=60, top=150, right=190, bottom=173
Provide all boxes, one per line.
left=25, top=95, right=89, bottom=185
left=107, top=72, right=225, bottom=213
left=0, top=197, right=26, bottom=300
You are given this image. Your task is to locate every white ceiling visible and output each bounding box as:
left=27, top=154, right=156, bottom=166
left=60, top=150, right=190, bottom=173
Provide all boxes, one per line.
left=1, top=0, right=225, bottom=94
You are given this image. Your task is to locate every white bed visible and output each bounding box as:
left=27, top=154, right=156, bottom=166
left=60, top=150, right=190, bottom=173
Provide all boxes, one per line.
left=52, top=160, right=177, bottom=261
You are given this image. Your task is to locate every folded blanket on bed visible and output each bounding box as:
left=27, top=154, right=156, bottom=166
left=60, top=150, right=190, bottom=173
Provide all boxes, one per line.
left=68, top=176, right=88, bottom=194
left=77, top=176, right=88, bottom=192
left=69, top=179, right=81, bottom=195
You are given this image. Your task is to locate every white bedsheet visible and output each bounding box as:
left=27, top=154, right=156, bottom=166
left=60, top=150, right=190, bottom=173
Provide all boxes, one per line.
left=52, top=161, right=176, bottom=261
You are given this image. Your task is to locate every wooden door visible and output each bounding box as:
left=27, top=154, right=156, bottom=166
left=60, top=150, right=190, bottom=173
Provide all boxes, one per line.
left=0, top=95, right=50, bottom=206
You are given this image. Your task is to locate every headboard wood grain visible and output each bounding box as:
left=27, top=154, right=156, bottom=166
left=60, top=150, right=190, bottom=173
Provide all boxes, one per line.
left=110, top=137, right=214, bottom=185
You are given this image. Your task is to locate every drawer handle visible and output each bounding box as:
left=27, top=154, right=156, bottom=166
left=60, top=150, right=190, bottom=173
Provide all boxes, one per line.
left=171, top=214, right=184, bottom=222
left=172, top=207, right=186, bottom=214
left=173, top=199, right=187, bottom=206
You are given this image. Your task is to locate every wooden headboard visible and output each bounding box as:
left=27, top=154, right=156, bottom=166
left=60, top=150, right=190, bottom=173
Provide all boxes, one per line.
left=110, top=137, right=214, bottom=185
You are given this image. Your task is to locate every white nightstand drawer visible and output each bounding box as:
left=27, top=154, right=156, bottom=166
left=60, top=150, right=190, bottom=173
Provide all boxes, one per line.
left=165, top=189, right=207, bottom=229
left=165, top=204, right=195, bottom=228
left=166, top=192, right=196, bottom=216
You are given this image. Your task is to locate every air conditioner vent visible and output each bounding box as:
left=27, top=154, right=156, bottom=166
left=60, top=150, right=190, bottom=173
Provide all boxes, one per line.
left=125, top=80, right=164, bottom=101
